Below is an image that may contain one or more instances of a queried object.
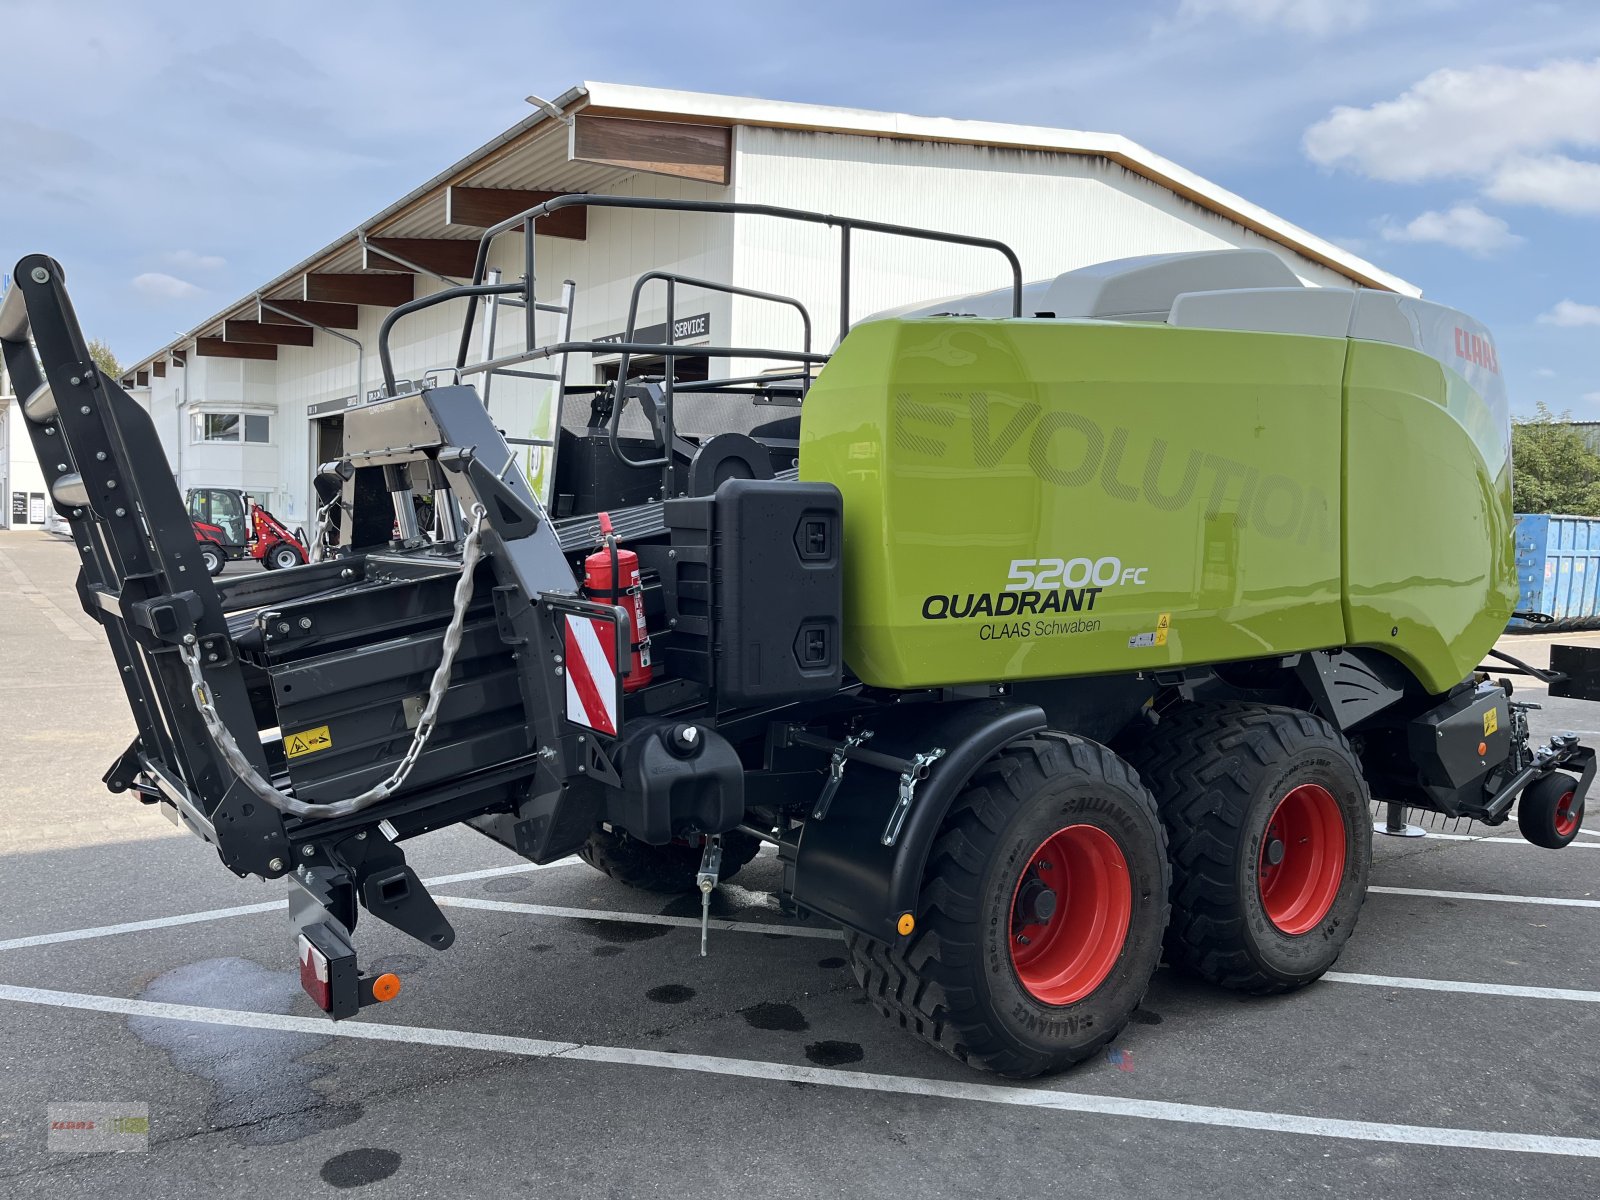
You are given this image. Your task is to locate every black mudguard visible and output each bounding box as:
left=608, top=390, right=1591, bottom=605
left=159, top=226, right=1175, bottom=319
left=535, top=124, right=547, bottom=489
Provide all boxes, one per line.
left=784, top=698, right=1047, bottom=942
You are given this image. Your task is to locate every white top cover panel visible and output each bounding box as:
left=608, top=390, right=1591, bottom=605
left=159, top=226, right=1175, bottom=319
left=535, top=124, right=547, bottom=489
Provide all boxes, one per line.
left=1167, top=286, right=1357, bottom=338
left=862, top=249, right=1304, bottom=325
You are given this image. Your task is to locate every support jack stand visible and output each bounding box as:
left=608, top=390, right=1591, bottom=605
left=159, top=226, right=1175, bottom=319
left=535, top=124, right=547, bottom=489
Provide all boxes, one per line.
left=1374, top=800, right=1427, bottom=839
left=696, top=834, right=722, bottom=957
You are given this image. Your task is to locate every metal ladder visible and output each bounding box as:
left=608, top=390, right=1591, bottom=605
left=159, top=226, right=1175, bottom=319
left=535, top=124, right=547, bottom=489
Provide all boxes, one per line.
left=477, top=271, right=577, bottom=510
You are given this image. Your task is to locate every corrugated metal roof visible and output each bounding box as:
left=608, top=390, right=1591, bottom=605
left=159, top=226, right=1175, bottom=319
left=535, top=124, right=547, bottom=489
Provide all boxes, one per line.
left=129, top=81, right=1416, bottom=372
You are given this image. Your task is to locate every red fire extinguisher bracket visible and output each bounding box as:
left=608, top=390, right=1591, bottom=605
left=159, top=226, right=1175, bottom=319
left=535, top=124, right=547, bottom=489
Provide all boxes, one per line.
left=582, top=512, right=654, bottom=693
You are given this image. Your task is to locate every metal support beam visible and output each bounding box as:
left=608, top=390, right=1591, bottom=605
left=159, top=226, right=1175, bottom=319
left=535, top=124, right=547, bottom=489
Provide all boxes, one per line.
left=258, top=295, right=365, bottom=410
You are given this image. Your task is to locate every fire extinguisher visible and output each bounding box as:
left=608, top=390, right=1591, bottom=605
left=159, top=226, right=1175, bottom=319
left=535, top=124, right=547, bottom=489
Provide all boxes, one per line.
left=583, top=512, right=654, bottom=692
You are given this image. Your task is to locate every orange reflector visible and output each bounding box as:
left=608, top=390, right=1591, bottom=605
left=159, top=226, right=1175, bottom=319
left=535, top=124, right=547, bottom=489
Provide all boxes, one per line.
left=371, top=972, right=402, bottom=1003
left=1478, top=741, right=1488, bottom=756
left=896, top=912, right=915, bottom=937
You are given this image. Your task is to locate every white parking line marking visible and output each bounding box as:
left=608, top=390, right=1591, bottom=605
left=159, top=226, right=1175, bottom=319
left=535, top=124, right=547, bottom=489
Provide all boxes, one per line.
left=412, top=857, right=580, bottom=887
left=1389, top=832, right=1600, bottom=846
left=434, top=895, right=842, bottom=939
left=0, top=982, right=1595, bottom=1158
left=0, top=902, right=285, bottom=954
left=1325, top=972, right=1600, bottom=1004
left=0, top=859, right=581, bottom=953
left=13, top=864, right=1600, bottom=1009
left=445, top=903, right=1600, bottom=1001
left=1371, top=885, right=1600, bottom=909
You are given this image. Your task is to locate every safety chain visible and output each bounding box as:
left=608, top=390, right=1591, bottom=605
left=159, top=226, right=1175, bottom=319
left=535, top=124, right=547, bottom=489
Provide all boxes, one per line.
left=178, top=504, right=489, bottom=820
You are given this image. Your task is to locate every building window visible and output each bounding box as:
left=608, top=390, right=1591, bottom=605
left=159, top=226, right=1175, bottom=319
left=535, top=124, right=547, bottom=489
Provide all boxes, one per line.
left=191, top=412, right=271, bottom=443
left=194, top=412, right=240, bottom=442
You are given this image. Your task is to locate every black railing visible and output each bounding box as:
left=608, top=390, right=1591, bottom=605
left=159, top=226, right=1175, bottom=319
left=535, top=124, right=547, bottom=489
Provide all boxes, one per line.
left=452, top=193, right=1025, bottom=369
left=372, top=194, right=1026, bottom=497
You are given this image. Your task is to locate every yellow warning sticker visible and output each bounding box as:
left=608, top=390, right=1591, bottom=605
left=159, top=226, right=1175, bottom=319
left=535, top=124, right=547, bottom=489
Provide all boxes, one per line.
left=1155, top=612, right=1171, bottom=646
left=285, top=725, right=333, bottom=760
left=1483, top=708, right=1498, bottom=737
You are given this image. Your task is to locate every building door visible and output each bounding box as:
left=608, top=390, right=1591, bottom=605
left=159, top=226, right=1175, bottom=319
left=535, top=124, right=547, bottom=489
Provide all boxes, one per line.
left=316, top=414, right=344, bottom=467
left=309, top=414, right=345, bottom=538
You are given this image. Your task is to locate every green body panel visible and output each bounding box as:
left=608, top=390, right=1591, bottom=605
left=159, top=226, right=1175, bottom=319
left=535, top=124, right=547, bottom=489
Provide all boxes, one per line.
left=798, top=317, right=1516, bottom=695
left=1342, top=341, right=1517, bottom=692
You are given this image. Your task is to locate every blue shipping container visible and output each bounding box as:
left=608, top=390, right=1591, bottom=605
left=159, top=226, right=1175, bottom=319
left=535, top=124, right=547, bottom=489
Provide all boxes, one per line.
left=1509, top=513, right=1600, bottom=630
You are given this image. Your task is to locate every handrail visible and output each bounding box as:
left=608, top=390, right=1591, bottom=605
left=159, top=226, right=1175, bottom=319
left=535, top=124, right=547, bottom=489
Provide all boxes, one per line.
left=378, top=281, right=527, bottom=393
left=452, top=193, right=1026, bottom=372
left=609, top=271, right=815, bottom=475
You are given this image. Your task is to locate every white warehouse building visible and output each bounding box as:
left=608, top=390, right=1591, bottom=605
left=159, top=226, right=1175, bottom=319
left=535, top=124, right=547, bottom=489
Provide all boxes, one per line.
left=117, top=82, right=1415, bottom=529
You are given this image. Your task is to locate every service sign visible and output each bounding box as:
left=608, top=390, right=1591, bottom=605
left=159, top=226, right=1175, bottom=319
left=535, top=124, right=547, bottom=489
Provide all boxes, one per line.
left=594, top=312, right=712, bottom=350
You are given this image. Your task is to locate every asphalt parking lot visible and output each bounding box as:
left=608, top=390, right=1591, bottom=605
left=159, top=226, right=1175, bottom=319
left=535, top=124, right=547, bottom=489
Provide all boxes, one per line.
left=2, top=528, right=1599, bottom=1199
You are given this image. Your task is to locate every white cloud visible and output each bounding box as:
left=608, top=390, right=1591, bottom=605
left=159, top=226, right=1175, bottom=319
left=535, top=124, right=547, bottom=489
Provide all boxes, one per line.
left=1178, top=0, right=1372, bottom=36
left=1484, top=153, right=1600, bottom=215
left=1379, top=204, right=1521, bottom=255
left=1585, top=392, right=1600, bottom=403
left=131, top=272, right=201, bottom=300
left=1537, top=367, right=1558, bottom=378
left=1539, top=300, right=1600, bottom=327
left=166, top=249, right=226, bottom=271
left=1304, top=58, right=1600, bottom=210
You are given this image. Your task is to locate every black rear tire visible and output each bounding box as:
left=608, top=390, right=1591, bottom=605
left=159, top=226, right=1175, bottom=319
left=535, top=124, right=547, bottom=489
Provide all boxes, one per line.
left=1126, top=703, right=1371, bottom=994
left=578, top=826, right=763, bottom=893
left=845, top=735, right=1169, bottom=1078
left=200, top=545, right=225, bottom=577
left=1518, top=773, right=1585, bottom=849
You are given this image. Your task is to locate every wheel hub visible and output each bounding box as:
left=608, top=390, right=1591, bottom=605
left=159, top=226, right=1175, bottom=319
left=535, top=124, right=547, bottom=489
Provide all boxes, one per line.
left=1555, top=791, right=1581, bottom=838
left=1013, top=877, right=1058, bottom=928
left=1008, top=824, right=1132, bottom=1006
left=1257, top=782, right=1347, bottom=936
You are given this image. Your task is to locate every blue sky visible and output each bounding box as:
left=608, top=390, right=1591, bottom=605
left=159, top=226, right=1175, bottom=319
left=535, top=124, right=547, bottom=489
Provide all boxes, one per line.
left=2, top=0, right=1597, bottom=415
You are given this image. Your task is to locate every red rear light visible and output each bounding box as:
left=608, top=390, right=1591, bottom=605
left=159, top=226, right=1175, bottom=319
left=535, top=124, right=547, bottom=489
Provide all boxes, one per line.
left=298, top=933, right=332, bottom=1012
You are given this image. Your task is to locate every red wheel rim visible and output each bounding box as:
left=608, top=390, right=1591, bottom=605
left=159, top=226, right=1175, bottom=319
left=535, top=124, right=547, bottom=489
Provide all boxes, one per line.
left=1554, top=791, right=1581, bottom=838
left=1258, top=783, right=1346, bottom=935
left=1008, top=824, right=1132, bottom=1005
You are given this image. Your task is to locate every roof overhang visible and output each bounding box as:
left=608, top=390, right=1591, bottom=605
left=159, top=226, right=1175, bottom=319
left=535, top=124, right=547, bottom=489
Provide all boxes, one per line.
left=129, top=81, right=1416, bottom=374
left=579, top=81, right=1415, bottom=298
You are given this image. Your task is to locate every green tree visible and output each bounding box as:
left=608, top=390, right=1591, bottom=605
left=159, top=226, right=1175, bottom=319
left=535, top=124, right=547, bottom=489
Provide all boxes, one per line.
left=1512, top=403, right=1600, bottom=516
left=86, top=337, right=121, bottom=379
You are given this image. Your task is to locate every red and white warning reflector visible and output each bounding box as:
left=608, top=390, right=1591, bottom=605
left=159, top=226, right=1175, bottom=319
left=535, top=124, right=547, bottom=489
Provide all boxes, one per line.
left=297, top=933, right=332, bottom=1013
left=564, top=612, right=621, bottom=736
